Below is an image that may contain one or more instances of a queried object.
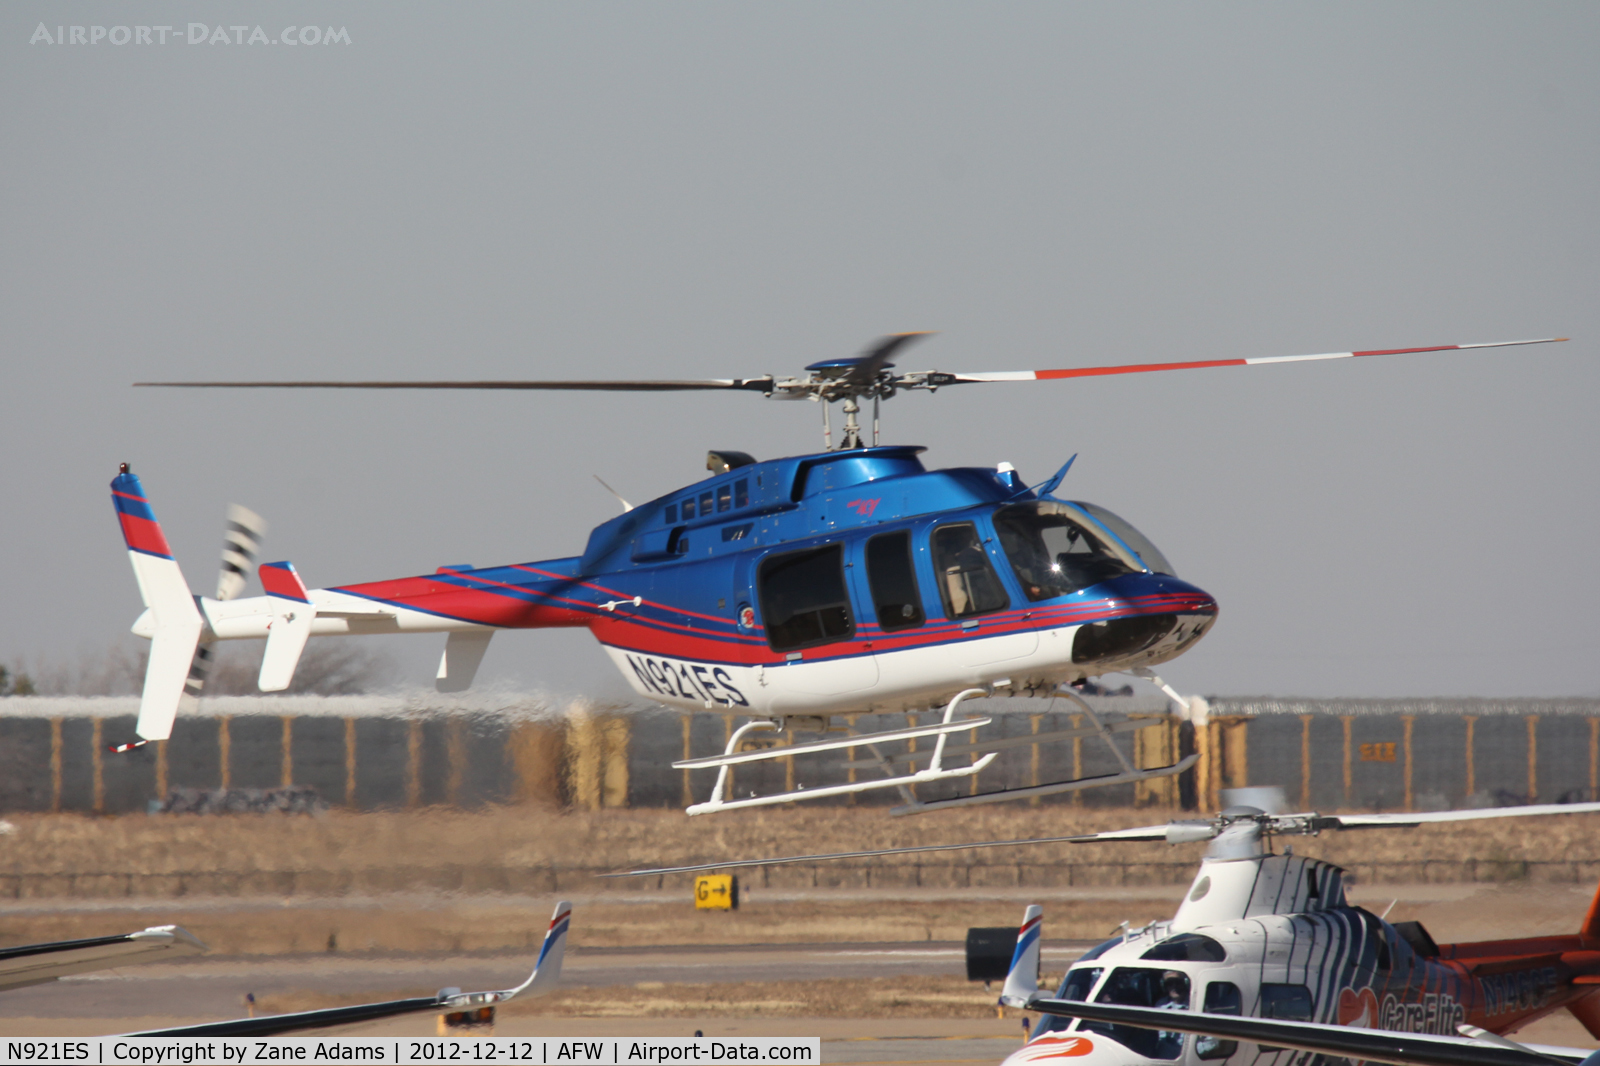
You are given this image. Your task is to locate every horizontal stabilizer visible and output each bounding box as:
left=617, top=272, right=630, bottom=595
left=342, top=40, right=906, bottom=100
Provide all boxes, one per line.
left=258, top=561, right=313, bottom=692
left=437, top=630, right=494, bottom=693
left=137, top=622, right=203, bottom=741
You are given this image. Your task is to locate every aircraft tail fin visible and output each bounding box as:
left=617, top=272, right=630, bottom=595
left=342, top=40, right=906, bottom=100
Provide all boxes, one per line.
left=1580, top=875, right=1600, bottom=947
left=443, top=899, right=571, bottom=1009
left=1000, top=904, right=1043, bottom=1008
left=112, top=466, right=203, bottom=742
left=1567, top=876, right=1600, bottom=1039
left=515, top=899, right=572, bottom=998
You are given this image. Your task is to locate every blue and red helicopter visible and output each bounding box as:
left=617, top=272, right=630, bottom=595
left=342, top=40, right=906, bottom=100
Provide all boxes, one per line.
left=110, top=333, right=1563, bottom=813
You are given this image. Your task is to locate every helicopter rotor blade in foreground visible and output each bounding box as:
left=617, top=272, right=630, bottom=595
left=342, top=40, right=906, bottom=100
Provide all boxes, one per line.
left=134, top=377, right=778, bottom=392
left=133, top=334, right=1566, bottom=452
left=134, top=336, right=1566, bottom=395
left=937, top=336, right=1567, bottom=386
left=605, top=799, right=1600, bottom=877
left=1062, top=798, right=1600, bottom=849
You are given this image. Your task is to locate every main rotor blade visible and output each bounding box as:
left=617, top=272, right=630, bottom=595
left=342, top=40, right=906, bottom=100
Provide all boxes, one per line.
left=134, top=378, right=773, bottom=392
left=941, top=337, right=1567, bottom=385
left=1323, top=799, right=1600, bottom=830
left=1062, top=823, right=1182, bottom=843
left=847, top=332, right=932, bottom=386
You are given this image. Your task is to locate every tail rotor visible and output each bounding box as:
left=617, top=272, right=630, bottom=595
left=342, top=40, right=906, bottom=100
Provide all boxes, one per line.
left=182, top=505, right=267, bottom=704
left=216, top=505, right=267, bottom=601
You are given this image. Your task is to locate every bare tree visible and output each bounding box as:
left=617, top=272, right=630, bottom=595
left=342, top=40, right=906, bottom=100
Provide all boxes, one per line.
left=199, top=639, right=397, bottom=696
left=1, top=638, right=395, bottom=697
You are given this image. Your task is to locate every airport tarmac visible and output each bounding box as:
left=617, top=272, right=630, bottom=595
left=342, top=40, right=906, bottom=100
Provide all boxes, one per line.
left=0, top=882, right=1592, bottom=1061
left=0, top=940, right=1087, bottom=1017
left=0, top=941, right=1079, bottom=1063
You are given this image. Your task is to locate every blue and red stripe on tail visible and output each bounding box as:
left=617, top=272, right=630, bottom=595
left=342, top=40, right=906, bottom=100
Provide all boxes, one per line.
left=112, top=466, right=175, bottom=559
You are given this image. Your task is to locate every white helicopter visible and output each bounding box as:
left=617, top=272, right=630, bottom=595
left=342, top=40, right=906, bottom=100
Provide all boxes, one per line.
left=1028, top=994, right=1600, bottom=1066
left=614, top=793, right=1600, bottom=1065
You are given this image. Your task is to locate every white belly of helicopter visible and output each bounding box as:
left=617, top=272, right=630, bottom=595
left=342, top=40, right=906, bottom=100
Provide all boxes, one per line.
left=602, top=623, right=1089, bottom=716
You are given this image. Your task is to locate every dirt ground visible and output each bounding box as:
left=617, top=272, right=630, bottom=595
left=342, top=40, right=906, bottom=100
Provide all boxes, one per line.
left=3, top=808, right=1600, bottom=1055
left=3, top=805, right=1596, bottom=889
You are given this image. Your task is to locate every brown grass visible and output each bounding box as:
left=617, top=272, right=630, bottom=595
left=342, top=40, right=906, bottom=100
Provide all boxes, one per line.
left=4, top=804, right=1598, bottom=884
left=1, top=806, right=1595, bottom=955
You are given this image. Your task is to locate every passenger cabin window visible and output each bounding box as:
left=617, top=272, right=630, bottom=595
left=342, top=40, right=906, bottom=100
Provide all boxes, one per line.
left=1083, top=967, right=1189, bottom=1060
left=734, top=479, right=749, bottom=508
left=717, top=485, right=732, bottom=512
left=931, top=523, right=1008, bottom=618
left=1197, top=982, right=1241, bottom=1060
left=993, top=502, right=1140, bottom=600
left=759, top=544, right=855, bottom=651
left=1260, top=984, right=1314, bottom=1021
left=866, top=531, right=925, bottom=631
left=699, top=491, right=713, bottom=516
left=681, top=498, right=695, bottom=520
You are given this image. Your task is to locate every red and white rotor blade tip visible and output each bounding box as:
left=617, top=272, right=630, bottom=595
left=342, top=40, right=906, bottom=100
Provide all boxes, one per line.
left=948, top=337, right=1567, bottom=385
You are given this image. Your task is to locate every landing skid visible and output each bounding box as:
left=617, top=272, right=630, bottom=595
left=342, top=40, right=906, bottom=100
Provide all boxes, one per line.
left=679, top=688, right=998, bottom=816
left=676, top=677, right=1197, bottom=816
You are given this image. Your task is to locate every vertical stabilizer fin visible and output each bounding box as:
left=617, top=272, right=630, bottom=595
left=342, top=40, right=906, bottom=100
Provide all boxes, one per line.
left=112, top=466, right=204, bottom=742
left=1000, top=904, right=1044, bottom=1008
left=258, top=561, right=313, bottom=693
left=1581, top=874, right=1600, bottom=947
left=436, top=630, right=494, bottom=693
left=501, top=900, right=571, bottom=999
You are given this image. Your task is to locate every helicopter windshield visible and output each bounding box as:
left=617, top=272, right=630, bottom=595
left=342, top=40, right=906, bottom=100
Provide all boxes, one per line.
left=1079, top=967, right=1190, bottom=1060
left=993, top=502, right=1144, bottom=601
left=1070, top=501, right=1176, bottom=576
left=1034, top=966, right=1104, bottom=1038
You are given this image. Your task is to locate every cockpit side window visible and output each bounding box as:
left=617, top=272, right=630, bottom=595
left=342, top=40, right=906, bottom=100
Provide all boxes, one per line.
left=993, top=503, right=1139, bottom=600
left=1059, top=966, right=1103, bottom=1002
left=931, top=523, right=1009, bottom=618
left=1035, top=967, right=1103, bottom=1038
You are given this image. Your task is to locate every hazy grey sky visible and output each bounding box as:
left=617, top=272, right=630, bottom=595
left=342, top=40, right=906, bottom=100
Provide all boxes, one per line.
left=3, top=2, right=1596, bottom=699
